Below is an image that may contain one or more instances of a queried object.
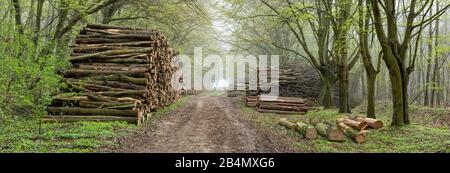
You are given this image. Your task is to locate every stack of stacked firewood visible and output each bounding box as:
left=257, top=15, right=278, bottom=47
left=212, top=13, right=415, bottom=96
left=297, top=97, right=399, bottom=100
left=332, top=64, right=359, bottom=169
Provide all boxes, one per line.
left=43, top=24, right=181, bottom=125
left=246, top=96, right=308, bottom=115
left=279, top=117, right=384, bottom=143
left=246, top=67, right=321, bottom=99
left=245, top=96, right=259, bottom=107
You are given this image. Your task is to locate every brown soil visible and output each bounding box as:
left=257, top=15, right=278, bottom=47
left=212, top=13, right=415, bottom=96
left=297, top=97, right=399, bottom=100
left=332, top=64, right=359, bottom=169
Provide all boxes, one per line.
left=111, top=95, right=298, bottom=153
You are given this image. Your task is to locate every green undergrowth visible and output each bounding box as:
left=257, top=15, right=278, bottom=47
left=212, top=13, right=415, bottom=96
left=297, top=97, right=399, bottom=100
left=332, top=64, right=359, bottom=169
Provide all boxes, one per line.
left=0, top=119, right=136, bottom=153
left=0, top=96, right=192, bottom=153
left=152, top=96, right=191, bottom=118
left=236, top=98, right=450, bottom=153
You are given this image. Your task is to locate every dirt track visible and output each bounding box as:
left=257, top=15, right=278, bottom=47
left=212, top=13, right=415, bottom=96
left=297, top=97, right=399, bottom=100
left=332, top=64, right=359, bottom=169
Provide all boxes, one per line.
left=113, top=95, right=297, bottom=153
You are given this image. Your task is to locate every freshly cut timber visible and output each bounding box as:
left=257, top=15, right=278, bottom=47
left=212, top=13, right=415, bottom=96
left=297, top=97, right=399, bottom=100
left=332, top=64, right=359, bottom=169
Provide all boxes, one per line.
left=258, top=109, right=306, bottom=114
left=63, top=69, right=148, bottom=78
left=353, top=117, right=384, bottom=129
left=338, top=123, right=365, bottom=143
left=254, top=96, right=308, bottom=115
left=42, top=115, right=138, bottom=123
left=279, top=118, right=317, bottom=140
left=70, top=48, right=154, bottom=62
left=296, top=122, right=318, bottom=140
left=338, top=118, right=369, bottom=131
left=47, top=107, right=140, bottom=117
left=279, top=118, right=298, bottom=131
left=315, top=122, right=345, bottom=142
left=245, top=96, right=259, bottom=107
left=44, top=24, right=182, bottom=124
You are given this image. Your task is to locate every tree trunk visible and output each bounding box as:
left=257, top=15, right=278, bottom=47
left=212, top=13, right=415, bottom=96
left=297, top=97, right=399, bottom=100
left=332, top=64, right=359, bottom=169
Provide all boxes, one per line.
left=366, top=72, right=377, bottom=118
left=318, top=72, right=335, bottom=109
left=101, top=2, right=123, bottom=24
left=388, top=68, right=410, bottom=126
left=11, top=0, right=24, bottom=35
left=33, top=0, right=44, bottom=45
left=424, top=8, right=434, bottom=106
left=338, top=67, right=350, bottom=113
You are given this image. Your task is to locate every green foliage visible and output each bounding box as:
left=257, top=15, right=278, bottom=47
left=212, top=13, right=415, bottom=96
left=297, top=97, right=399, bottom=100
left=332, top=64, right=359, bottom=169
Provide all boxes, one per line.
left=0, top=118, right=136, bottom=153
left=0, top=30, right=68, bottom=121
left=153, top=96, right=191, bottom=118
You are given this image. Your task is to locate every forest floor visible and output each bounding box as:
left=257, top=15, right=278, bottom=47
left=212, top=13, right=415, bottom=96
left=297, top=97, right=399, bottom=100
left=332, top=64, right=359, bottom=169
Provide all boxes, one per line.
left=0, top=97, right=192, bottom=153
left=1, top=93, right=449, bottom=153
left=110, top=93, right=297, bottom=153
left=238, top=98, right=450, bottom=153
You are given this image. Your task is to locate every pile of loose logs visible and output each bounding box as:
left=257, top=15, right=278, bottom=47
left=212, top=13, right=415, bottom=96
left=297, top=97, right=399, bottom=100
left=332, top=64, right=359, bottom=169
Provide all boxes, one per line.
left=279, top=117, right=384, bottom=143
left=43, top=24, right=181, bottom=125
left=246, top=96, right=309, bottom=115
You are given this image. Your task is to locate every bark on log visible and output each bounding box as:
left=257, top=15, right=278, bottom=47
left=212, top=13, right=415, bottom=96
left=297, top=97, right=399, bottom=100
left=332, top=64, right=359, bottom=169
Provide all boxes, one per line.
left=338, top=118, right=369, bottom=131
left=353, top=117, right=384, bottom=129
left=95, top=58, right=150, bottom=64
left=78, top=101, right=137, bottom=109
left=86, top=74, right=148, bottom=85
left=338, top=123, right=365, bottom=143
left=259, top=97, right=305, bottom=104
left=296, top=122, right=318, bottom=140
left=47, top=107, right=138, bottom=117
left=67, top=79, right=146, bottom=90
left=315, top=123, right=345, bottom=142
left=258, top=109, right=306, bottom=115
left=259, top=104, right=308, bottom=112
left=74, top=46, right=150, bottom=53
left=95, top=90, right=147, bottom=97
left=86, top=23, right=148, bottom=31
left=63, top=69, right=147, bottom=78
left=70, top=48, right=153, bottom=62
left=259, top=102, right=307, bottom=107
left=81, top=28, right=155, bottom=35
left=77, top=65, right=147, bottom=71
left=309, top=117, right=322, bottom=126
left=77, top=34, right=156, bottom=40
left=279, top=118, right=298, bottom=131
left=74, top=41, right=156, bottom=48
left=76, top=38, right=140, bottom=44
left=42, top=115, right=137, bottom=123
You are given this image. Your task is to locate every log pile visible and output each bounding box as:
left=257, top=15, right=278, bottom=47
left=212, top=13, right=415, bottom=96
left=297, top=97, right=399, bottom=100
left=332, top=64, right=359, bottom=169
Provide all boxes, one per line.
left=278, top=117, right=384, bottom=143
left=245, top=96, right=259, bottom=107
left=279, top=118, right=318, bottom=140
left=43, top=24, right=181, bottom=125
left=245, top=96, right=308, bottom=115
left=247, top=67, right=322, bottom=100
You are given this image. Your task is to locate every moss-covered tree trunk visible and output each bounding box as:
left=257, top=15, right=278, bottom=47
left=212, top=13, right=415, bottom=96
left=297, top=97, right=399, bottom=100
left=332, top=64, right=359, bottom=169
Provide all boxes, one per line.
left=318, top=72, right=335, bottom=109
left=366, top=73, right=377, bottom=118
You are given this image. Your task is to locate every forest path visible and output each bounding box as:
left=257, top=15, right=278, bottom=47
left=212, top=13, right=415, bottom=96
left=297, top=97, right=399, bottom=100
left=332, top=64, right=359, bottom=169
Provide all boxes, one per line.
left=114, top=95, right=297, bottom=153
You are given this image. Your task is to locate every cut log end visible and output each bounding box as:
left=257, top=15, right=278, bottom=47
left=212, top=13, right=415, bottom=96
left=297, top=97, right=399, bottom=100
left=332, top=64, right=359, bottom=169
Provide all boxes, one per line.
left=304, top=127, right=318, bottom=140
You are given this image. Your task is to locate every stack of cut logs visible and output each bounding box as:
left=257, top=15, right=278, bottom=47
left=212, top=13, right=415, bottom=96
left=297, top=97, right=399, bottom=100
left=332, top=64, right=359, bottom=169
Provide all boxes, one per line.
left=247, top=67, right=321, bottom=99
left=246, top=96, right=308, bottom=115
left=279, top=117, right=384, bottom=143
left=43, top=24, right=181, bottom=125
left=245, top=96, right=259, bottom=107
